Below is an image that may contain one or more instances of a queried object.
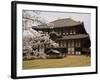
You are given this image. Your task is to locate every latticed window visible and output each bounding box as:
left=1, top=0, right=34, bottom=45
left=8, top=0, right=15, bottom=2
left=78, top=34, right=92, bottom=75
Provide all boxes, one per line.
left=68, top=41, right=70, bottom=47
left=78, top=40, right=81, bottom=47
left=63, top=32, right=66, bottom=35
left=73, top=30, right=76, bottom=34
left=76, top=51, right=81, bottom=55
left=66, top=41, right=67, bottom=47
left=75, top=40, right=78, bottom=47
left=75, top=40, right=81, bottom=47
left=70, top=30, right=73, bottom=34
left=64, top=41, right=66, bottom=47
left=66, top=32, right=68, bottom=35
left=62, top=41, right=65, bottom=47
left=61, top=41, right=63, bottom=47
left=72, top=40, right=74, bottom=47
left=71, top=48, right=74, bottom=54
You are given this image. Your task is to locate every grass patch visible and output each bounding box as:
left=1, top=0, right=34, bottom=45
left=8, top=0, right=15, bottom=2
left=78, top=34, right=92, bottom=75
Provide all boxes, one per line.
left=23, top=55, right=91, bottom=69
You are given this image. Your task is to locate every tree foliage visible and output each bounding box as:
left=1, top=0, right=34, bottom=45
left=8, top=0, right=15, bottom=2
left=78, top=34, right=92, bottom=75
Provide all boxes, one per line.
left=22, top=11, right=59, bottom=59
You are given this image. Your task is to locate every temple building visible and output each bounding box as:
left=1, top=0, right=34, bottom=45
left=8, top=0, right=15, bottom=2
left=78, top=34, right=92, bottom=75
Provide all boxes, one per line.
left=32, top=18, right=91, bottom=55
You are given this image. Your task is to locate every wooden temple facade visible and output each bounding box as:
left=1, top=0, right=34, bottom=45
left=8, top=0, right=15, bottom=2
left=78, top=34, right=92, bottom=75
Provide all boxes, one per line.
left=33, top=18, right=91, bottom=55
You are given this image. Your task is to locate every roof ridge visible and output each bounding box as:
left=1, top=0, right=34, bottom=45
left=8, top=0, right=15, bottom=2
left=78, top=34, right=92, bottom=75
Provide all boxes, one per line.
left=50, top=18, right=80, bottom=23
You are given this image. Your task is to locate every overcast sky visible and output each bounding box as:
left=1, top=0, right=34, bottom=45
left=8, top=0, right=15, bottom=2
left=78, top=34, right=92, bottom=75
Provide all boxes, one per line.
left=24, top=10, right=91, bottom=36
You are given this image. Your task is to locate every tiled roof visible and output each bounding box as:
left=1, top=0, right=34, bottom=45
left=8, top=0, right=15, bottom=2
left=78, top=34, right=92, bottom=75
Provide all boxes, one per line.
left=32, top=18, right=82, bottom=29
left=50, top=18, right=82, bottom=28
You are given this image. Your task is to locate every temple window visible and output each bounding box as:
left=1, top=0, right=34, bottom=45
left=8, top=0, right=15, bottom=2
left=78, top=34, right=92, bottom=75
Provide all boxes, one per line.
left=64, top=41, right=66, bottom=47
left=68, top=29, right=76, bottom=35
left=61, top=41, right=63, bottom=47
left=68, top=41, right=71, bottom=47
left=66, top=41, right=68, bottom=48
left=68, top=48, right=71, bottom=54
left=72, top=40, right=74, bottom=47
left=75, top=40, right=78, bottom=47
left=63, top=32, right=66, bottom=35
left=73, top=30, right=76, bottom=34
left=66, top=32, right=68, bottom=35
left=62, top=41, right=65, bottom=47
left=78, top=40, right=81, bottom=47
left=71, top=48, right=74, bottom=54
left=70, top=30, right=73, bottom=34
left=75, top=40, right=81, bottom=47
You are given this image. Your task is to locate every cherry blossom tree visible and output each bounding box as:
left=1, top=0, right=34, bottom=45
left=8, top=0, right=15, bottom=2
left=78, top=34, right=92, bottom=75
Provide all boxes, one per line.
left=22, top=10, right=59, bottom=59
left=23, top=28, right=59, bottom=59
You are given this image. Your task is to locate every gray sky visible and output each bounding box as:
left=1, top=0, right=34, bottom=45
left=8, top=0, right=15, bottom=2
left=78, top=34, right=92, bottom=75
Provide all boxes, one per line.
left=24, top=10, right=91, bottom=36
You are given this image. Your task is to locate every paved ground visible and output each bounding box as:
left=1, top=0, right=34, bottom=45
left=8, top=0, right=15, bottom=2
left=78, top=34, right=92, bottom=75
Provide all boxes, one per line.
left=23, top=55, right=91, bottom=69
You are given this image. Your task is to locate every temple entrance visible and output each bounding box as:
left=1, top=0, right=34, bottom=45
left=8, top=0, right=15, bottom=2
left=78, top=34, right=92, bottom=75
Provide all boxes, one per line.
left=67, top=40, right=75, bottom=54
left=67, top=39, right=81, bottom=55
left=68, top=48, right=75, bottom=54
